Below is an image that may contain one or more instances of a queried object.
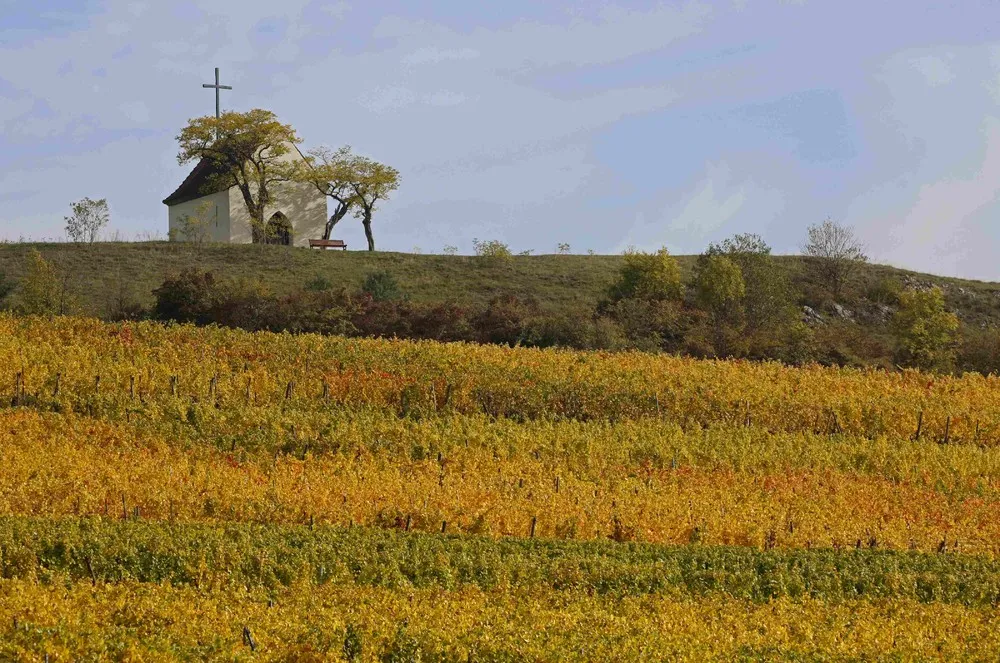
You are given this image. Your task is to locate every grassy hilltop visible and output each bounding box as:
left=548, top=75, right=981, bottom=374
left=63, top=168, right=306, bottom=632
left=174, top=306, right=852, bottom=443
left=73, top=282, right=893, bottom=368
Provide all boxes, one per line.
left=2, top=241, right=1000, bottom=325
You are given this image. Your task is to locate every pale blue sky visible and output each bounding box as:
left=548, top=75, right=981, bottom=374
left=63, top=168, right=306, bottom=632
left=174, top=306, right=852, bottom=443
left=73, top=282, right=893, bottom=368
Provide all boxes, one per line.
left=2, top=0, right=999, bottom=279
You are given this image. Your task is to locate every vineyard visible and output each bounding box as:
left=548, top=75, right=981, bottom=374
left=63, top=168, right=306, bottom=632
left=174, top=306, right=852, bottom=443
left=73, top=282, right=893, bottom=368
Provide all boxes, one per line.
left=3, top=314, right=1000, bottom=660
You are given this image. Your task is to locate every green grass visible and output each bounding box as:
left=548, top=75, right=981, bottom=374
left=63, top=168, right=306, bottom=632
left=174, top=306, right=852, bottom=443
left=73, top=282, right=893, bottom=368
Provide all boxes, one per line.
left=1, top=242, right=999, bottom=324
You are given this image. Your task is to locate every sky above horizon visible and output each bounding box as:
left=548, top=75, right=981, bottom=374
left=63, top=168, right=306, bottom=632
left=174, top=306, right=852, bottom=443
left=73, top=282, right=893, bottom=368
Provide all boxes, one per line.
left=2, top=1, right=999, bottom=279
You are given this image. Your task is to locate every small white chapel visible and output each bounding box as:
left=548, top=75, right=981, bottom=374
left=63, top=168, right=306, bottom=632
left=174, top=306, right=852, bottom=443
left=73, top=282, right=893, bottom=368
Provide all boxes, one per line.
left=163, top=146, right=327, bottom=247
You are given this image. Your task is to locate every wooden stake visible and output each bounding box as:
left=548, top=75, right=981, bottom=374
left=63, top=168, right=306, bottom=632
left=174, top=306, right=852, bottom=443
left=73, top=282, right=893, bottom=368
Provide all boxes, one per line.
left=914, top=411, right=923, bottom=441
left=943, top=416, right=951, bottom=445
left=85, top=556, right=97, bottom=585
left=170, top=375, right=177, bottom=396
left=440, top=520, right=447, bottom=534
left=405, top=514, right=412, bottom=532
left=129, top=376, right=135, bottom=400
left=530, top=516, right=537, bottom=538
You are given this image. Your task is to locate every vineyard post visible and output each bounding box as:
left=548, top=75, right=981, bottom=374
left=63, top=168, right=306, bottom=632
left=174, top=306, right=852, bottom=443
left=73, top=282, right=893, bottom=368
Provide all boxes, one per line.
left=441, top=520, right=447, bottom=534
left=444, top=383, right=453, bottom=409
left=285, top=381, right=294, bottom=400
left=914, top=411, right=923, bottom=441
left=943, top=416, right=951, bottom=445
left=121, top=494, right=127, bottom=520
left=321, top=380, right=329, bottom=401
left=209, top=375, right=217, bottom=399
left=242, top=626, right=257, bottom=652
left=94, top=374, right=100, bottom=395
left=530, top=516, right=537, bottom=538
left=405, top=515, right=412, bottom=531
left=170, top=375, right=177, bottom=397
left=129, top=376, right=135, bottom=400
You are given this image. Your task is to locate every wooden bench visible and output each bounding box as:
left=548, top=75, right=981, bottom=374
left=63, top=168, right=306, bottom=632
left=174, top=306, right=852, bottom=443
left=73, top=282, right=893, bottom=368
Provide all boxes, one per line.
left=309, top=239, right=347, bottom=250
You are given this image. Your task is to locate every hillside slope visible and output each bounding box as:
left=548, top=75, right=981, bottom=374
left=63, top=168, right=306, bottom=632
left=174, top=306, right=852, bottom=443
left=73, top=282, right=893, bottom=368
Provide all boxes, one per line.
left=3, top=242, right=1000, bottom=327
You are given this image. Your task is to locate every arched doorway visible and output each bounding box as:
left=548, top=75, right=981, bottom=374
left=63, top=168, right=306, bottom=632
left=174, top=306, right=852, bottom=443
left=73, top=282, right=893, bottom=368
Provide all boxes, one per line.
left=264, top=212, right=292, bottom=246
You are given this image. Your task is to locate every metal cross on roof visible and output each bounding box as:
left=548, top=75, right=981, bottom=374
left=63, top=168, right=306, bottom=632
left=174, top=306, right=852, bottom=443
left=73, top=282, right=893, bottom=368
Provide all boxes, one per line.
left=202, top=67, right=232, bottom=119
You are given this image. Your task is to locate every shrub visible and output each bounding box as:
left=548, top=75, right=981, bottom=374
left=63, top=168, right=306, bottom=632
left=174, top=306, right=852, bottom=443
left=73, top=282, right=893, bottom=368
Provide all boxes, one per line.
left=607, top=248, right=683, bottom=303
left=0, top=272, right=17, bottom=309
left=18, top=249, right=69, bottom=315
left=151, top=269, right=217, bottom=324
left=892, top=287, right=960, bottom=370
left=361, top=271, right=405, bottom=302
left=305, top=275, right=335, bottom=292
left=866, top=276, right=903, bottom=307
left=472, top=238, right=513, bottom=266
left=472, top=295, right=537, bottom=345
left=957, top=326, right=1000, bottom=376
left=600, top=298, right=683, bottom=353
left=409, top=302, right=474, bottom=342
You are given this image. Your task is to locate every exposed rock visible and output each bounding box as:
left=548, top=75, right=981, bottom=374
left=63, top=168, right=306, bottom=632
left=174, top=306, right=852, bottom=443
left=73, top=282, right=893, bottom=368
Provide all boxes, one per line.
left=802, top=306, right=824, bottom=325
left=832, top=303, right=855, bottom=322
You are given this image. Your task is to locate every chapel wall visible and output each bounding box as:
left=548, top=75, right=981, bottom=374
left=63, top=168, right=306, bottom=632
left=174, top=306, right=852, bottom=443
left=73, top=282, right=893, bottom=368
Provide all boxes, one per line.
left=228, top=180, right=327, bottom=247
left=166, top=190, right=231, bottom=243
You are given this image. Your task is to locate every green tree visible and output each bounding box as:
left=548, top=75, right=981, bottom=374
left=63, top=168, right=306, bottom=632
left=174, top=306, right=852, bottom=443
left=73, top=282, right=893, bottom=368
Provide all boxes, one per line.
left=694, top=254, right=746, bottom=356
left=607, top=248, right=683, bottom=303
left=703, top=233, right=791, bottom=336
left=64, top=197, right=109, bottom=243
left=892, top=287, right=959, bottom=370
left=348, top=154, right=400, bottom=252
left=18, top=249, right=69, bottom=315
left=300, top=146, right=400, bottom=250
left=176, top=109, right=303, bottom=243
left=303, top=145, right=359, bottom=240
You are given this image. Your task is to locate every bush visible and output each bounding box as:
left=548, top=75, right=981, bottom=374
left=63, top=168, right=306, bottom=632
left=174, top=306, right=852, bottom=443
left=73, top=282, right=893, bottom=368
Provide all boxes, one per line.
left=409, top=302, right=474, bottom=342
left=472, top=295, right=538, bottom=345
left=866, top=276, right=903, bottom=307
left=472, top=238, right=513, bottom=266
left=18, top=249, right=71, bottom=315
left=600, top=298, right=683, bottom=353
left=523, top=312, right=626, bottom=350
left=305, top=275, right=335, bottom=292
left=607, top=248, right=683, bottom=303
left=361, top=271, right=405, bottom=302
left=892, top=287, right=960, bottom=371
left=152, top=269, right=217, bottom=324
left=0, top=272, right=17, bottom=309
left=957, top=326, right=1000, bottom=375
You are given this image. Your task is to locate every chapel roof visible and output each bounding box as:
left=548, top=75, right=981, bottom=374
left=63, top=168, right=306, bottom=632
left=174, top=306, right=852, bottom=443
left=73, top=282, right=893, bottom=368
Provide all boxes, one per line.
left=162, top=158, right=232, bottom=206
